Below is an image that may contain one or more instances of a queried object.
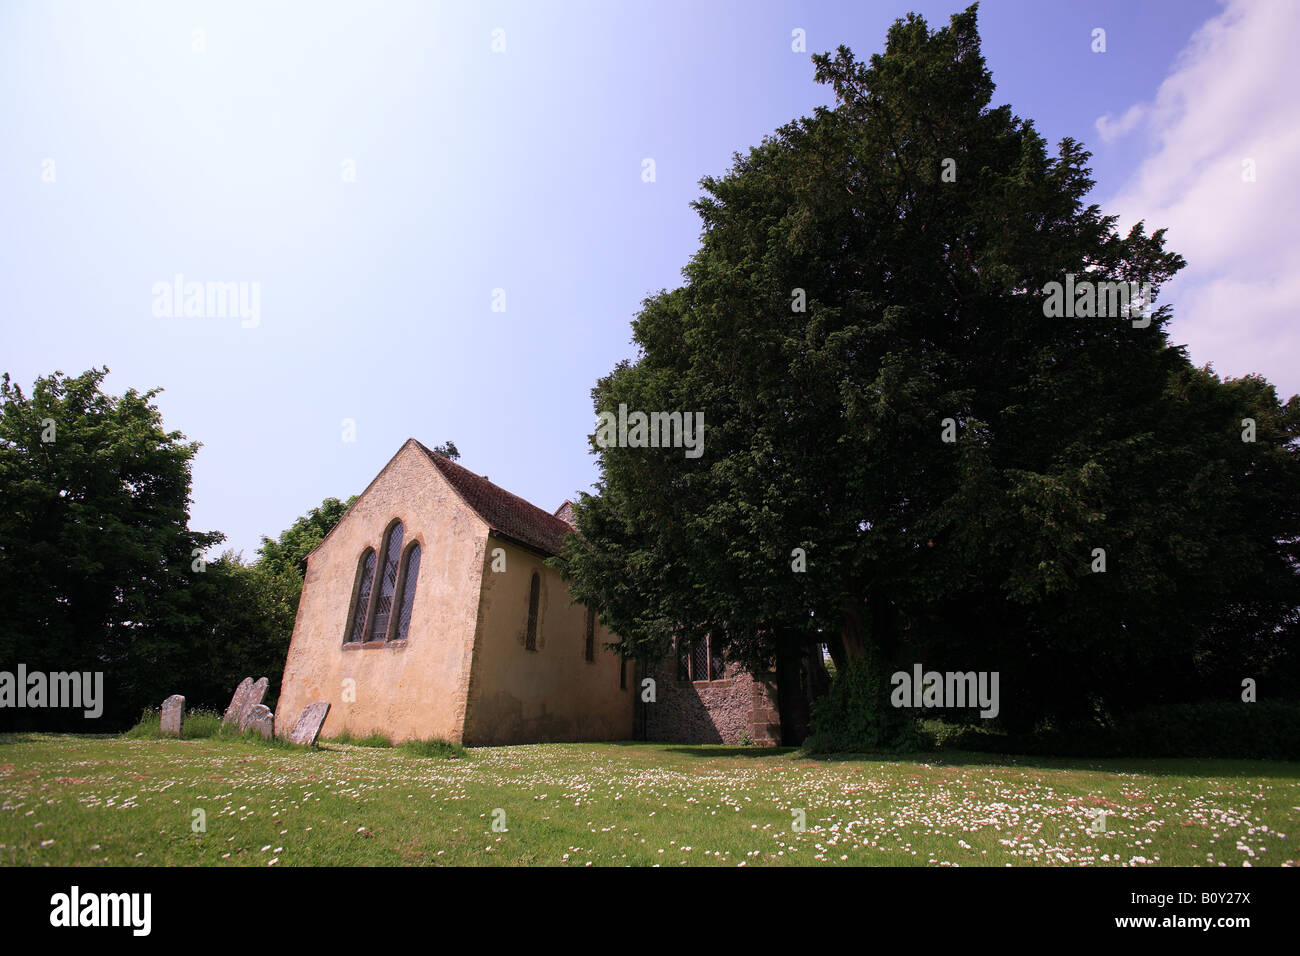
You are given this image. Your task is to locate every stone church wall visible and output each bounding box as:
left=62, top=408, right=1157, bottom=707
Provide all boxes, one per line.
left=638, top=653, right=781, bottom=746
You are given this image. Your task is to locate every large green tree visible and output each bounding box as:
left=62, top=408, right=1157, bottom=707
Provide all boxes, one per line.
left=0, top=368, right=223, bottom=728
left=0, top=368, right=380, bottom=726
left=556, top=6, right=1300, bottom=739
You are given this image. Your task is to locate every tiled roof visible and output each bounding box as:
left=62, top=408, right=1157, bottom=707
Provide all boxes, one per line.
left=413, top=440, right=575, bottom=557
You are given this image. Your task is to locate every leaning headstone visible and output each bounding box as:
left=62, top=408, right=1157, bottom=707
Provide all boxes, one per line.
left=245, top=704, right=274, bottom=740
left=222, top=678, right=255, bottom=728
left=237, top=677, right=269, bottom=730
left=160, top=695, right=185, bottom=737
left=288, top=701, right=331, bottom=747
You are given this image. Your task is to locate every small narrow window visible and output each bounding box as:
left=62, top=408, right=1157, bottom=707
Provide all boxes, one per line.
left=709, top=636, right=726, bottom=680
left=691, top=639, right=709, bottom=681
left=620, top=656, right=627, bottom=690
left=677, top=635, right=724, bottom=680
left=584, top=608, right=595, bottom=662
left=525, top=571, right=540, bottom=650
left=347, top=549, right=377, bottom=644
left=393, top=543, right=421, bottom=642
left=369, top=521, right=404, bottom=641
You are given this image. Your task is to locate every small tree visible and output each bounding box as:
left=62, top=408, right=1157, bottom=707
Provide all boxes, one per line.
left=257, top=495, right=357, bottom=579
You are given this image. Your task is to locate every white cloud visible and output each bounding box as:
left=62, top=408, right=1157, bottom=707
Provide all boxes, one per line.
left=1099, top=0, right=1300, bottom=399
left=1094, top=103, right=1147, bottom=144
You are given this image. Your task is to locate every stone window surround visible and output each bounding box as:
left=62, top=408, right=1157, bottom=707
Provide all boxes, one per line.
left=675, top=634, right=729, bottom=685
left=341, top=519, right=425, bottom=650
left=343, top=639, right=409, bottom=652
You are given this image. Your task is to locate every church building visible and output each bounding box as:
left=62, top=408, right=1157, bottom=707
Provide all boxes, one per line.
left=276, top=439, right=824, bottom=747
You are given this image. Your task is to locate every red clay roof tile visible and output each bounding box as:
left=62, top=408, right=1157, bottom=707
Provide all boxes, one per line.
left=414, top=440, right=574, bottom=557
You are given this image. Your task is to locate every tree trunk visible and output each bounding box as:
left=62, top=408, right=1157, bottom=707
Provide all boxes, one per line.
left=837, top=591, right=898, bottom=665
left=839, top=603, right=867, bottom=660
left=774, top=633, right=806, bottom=745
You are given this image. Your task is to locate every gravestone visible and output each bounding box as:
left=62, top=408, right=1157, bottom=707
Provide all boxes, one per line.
left=245, top=704, right=274, bottom=740
left=236, top=678, right=269, bottom=731
left=222, top=678, right=254, bottom=728
left=288, top=701, right=331, bottom=747
left=161, top=695, right=185, bottom=737
left=223, top=676, right=270, bottom=730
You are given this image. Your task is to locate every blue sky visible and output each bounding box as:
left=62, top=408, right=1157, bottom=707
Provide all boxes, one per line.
left=4, top=0, right=1292, bottom=558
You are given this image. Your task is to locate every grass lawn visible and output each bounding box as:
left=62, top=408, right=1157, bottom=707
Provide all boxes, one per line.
left=1, top=733, right=1297, bottom=866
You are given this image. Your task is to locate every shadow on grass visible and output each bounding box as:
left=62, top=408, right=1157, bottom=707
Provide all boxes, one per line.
left=800, top=747, right=1300, bottom=779
left=661, top=746, right=800, bottom=759
left=0, top=731, right=122, bottom=745
left=587, top=740, right=799, bottom=759
left=598, top=739, right=1300, bottom=778
left=8, top=732, right=1296, bottom=778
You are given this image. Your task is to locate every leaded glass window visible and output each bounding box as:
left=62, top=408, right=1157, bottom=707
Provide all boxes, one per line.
left=394, top=543, right=421, bottom=642
left=347, top=549, right=377, bottom=644
left=691, top=639, right=709, bottom=681
left=369, top=522, right=404, bottom=641
left=677, top=635, right=725, bottom=681
left=709, top=636, right=726, bottom=680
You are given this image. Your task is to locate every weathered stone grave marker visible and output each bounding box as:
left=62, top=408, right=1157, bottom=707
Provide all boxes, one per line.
left=245, top=704, right=274, bottom=740
left=222, top=678, right=254, bottom=728
left=236, top=678, right=269, bottom=731
left=223, top=676, right=269, bottom=731
left=288, top=701, right=331, bottom=746
left=161, top=695, right=185, bottom=737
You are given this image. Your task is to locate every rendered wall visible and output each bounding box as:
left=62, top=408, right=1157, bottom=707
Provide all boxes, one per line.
left=277, top=442, right=488, bottom=743
left=461, top=538, right=635, bottom=745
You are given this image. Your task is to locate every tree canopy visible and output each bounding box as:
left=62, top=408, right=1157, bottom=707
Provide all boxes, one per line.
left=554, top=5, right=1300, bottom=738
left=257, top=496, right=357, bottom=579
left=0, top=368, right=366, bottom=727
left=0, top=367, right=222, bottom=726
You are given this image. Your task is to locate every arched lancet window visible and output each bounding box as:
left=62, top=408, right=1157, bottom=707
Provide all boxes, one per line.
left=525, top=571, right=540, bottom=650
left=368, top=521, right=404, bottom=642
left=393, top=542, right=421, bottom=642
left=584, top=608, right=595, bottom=662
left=347, top=549, right=377, bottom=644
